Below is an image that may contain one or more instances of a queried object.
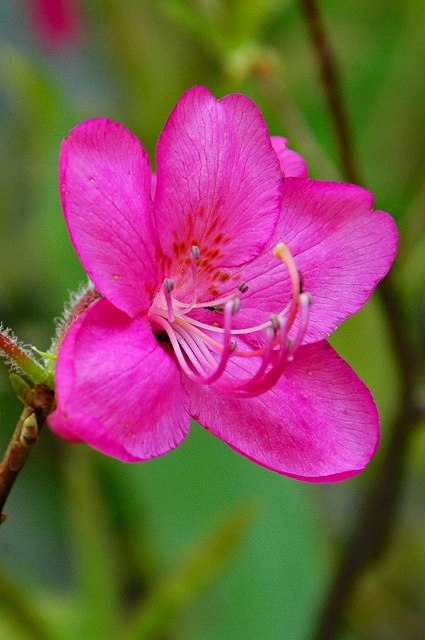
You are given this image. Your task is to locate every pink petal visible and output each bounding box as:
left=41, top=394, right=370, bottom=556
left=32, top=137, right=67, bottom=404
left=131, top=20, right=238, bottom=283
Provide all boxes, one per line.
left=185, top=341, right=379, bottom=482
left=154, top=86, right=282, bottom=278
left=60, top=118, right=160, bottom=318
left=234, top=178, right=398, bottom=342
left=49, top=299, right=190, bottom=461
left=271, top=136, right=308, bottom=178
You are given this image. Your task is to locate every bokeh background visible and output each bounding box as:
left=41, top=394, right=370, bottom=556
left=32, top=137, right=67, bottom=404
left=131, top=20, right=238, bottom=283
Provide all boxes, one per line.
left=0, top=1, right=424, bottom=639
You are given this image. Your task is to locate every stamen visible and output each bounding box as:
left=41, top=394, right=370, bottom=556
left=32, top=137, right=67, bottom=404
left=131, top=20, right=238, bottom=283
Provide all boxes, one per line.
left=248, top=316, right=290, bottom=395
left=174, top=323, right=216, bottom=372
left=152, top=316, right=198, bottom=379
left=186, top=245, right=200, bottom=311
left=220, top=316, right=289, bottom=397
left=163, top=301, right=238, bottom=385
left=197, top=301, right=237, bottom=384
left=150, top=241, right=312, bottom=397
left=189, top=291, right=238, bottom=311
left=273, top=242, right=301, bottom=330
left=232, top=324, right=277, bottom=392
left=163, top=278, right=176, bottom=323
left=270, top=314, right=280, bottom=333
left=232, top=297, right=241, bottom=315
left=174, top=326, right=214, bottom=376
left=175, top=317, right=225, bottom=353
left=287, top=292, right=312, bottom=360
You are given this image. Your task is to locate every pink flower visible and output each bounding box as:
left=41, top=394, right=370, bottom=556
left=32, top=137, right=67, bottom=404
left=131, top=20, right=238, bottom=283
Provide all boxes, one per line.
left=49, top=86, right=397, bottom=482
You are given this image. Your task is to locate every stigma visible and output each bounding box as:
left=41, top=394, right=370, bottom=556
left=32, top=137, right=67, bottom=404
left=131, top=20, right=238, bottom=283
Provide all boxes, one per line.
left=148, top=243, right=312, bottom=397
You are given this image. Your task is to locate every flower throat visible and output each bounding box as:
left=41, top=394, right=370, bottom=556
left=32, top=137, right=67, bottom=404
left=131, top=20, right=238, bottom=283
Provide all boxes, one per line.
left=148, top=243, right=312, bottom=397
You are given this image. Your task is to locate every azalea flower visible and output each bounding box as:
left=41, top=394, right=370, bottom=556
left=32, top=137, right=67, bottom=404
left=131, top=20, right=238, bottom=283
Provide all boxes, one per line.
left=49, top=86, right=397, bottom=482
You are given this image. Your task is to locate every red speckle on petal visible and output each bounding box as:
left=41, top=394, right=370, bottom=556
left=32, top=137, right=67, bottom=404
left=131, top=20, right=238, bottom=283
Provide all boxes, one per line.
left=206, top=217, right=219, bottom=235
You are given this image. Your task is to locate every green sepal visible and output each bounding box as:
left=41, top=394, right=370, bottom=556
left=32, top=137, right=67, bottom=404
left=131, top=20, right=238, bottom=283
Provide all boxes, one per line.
left=31, top=347, right=57, bottom=362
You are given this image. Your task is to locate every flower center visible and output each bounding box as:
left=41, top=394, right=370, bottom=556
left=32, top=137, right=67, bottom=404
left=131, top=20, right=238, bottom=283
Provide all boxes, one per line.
left=148, top=243, right=312, bottom=397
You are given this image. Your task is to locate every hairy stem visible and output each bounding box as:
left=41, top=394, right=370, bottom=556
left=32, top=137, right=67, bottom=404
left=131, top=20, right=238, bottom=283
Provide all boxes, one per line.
left=0, top=330, right=46, bottom=383
left=298, top=1, right=425, bottom=638
left=0, top=384, right=55, bottom=523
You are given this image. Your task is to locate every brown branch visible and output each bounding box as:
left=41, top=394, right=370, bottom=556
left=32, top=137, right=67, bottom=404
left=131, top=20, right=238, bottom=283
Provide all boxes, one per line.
left=298, top=0, right=361, bottom=184
left=0, top=384, right=54, bottom=523
left=297, top=1, right=425, bottom=639
left=314, top=396, right=421, bottom=639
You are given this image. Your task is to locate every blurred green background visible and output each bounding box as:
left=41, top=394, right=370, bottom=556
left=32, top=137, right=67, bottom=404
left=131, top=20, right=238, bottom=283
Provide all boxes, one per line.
left=0, top=1, right=424, bottom=639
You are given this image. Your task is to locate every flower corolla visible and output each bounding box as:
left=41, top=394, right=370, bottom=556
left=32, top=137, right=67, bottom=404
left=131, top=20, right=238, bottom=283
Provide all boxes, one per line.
left=49, top=86, right=398, bottom=482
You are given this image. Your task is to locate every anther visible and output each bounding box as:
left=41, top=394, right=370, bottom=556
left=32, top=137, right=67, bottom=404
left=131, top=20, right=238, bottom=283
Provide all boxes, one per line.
left=286, top=338, right=294, bottom=361
left=163, top=278, right=176, bottom=323
left=237, top=281, right=249, bottom=294
left=298, top=271, right=304, bottom=293
left=273, top=242, right=288, bottom=261
left=288, top=292, right=313, bottom=358
left=303, top=292, right=313, bottom=307
left=164, top=278, right=175, bottom=293
left=264, top=324, right=276, bottom=341
left=232, top=298, right=241, bottom=315
left=270, top=314, right=280, bottom=333
left=191, top=245, right=200, bottom=261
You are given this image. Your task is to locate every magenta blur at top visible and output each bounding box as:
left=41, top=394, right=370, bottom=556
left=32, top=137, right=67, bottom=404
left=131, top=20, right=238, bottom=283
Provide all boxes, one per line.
left=27, top=0, right=82, bottom=49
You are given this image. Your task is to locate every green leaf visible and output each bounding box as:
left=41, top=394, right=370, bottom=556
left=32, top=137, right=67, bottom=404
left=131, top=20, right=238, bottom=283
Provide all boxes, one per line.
left=0, top=564, right=60, bottom=640
left=62, top=447, right=121, bottom=640
left=123, top=504, right=256, bottom=640
left=122, top=423, right=330, bottom=639
left=160, top=0, right=229, bottom=55
left=9, top=373, right=32, bottom=405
